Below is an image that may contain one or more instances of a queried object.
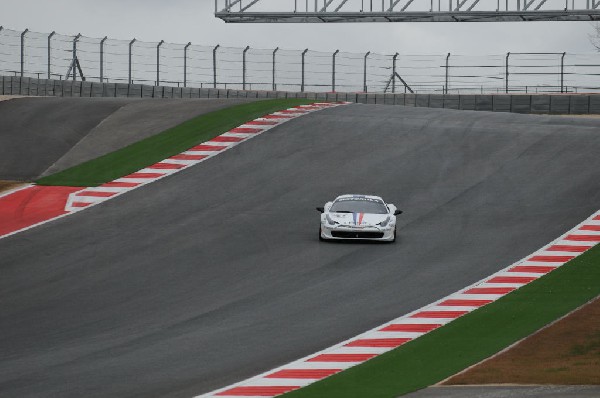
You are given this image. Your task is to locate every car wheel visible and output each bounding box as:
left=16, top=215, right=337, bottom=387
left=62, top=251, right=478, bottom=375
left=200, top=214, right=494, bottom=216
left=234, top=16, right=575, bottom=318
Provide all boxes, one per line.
left=391, top=227, right=397, bottom=243
left=319, top=227, right=325, bottom=241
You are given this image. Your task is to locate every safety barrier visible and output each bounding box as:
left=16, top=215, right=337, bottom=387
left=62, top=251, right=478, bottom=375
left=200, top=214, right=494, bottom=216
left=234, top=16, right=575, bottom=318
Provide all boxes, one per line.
left=2, top=75, right=599, bottom=115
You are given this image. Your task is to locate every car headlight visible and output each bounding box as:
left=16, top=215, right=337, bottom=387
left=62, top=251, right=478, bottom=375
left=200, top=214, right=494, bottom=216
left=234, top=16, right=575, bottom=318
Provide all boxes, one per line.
left=326, top=214, right=339, bottom=225
left=378, top=216, right=391, bottom=227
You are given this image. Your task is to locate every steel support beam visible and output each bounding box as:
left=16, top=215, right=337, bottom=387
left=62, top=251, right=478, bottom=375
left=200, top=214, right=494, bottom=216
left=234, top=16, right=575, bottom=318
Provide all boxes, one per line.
left=20, top=28, right=28, bottom=78
left=505, top=52, right=510, bottom=93
left=363, top=51, right=370, bottom=92
left=100, top=36, right=107, bottom=83
left=445, top=52, right=450, bottom=94
left=48, top=31, right=56, bottom=80
left=129, top=38, right=136, bottom=84
left=561, top=52, right=566, bottom=93
left=301, top=48, right=308, bottom=92
left=243, top=45, right=250, bottom=90
left=184, top=42, right=191, bottom=88
left=213, top=44, right=220, bottom=89
left=332, top=49, right=339, bottom=92
left=392, top=52, right=399, bottom=93
left=156, top=40, right=164, bottom=86
left=272, top=47, right=279, bottom=91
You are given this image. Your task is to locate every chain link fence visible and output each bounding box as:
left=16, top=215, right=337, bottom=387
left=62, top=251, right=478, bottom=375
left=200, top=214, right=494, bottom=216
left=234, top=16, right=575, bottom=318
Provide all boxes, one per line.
left=2, top=27, right=600, bottom=94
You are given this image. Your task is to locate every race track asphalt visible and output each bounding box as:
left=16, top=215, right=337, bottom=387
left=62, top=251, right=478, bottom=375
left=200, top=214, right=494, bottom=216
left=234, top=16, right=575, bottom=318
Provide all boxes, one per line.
left=1, top=104, right=600, bottom=398
left=0, top=97, right=256, bottom=181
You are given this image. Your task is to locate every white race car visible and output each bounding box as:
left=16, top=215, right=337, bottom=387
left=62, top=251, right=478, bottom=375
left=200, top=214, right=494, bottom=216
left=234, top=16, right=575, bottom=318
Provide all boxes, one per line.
left=317, top=194, right=402, bottom=242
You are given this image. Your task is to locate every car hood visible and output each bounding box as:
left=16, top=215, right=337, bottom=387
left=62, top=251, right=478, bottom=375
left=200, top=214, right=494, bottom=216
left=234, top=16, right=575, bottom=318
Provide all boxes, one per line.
left=328, top=212, right=389, bottom=226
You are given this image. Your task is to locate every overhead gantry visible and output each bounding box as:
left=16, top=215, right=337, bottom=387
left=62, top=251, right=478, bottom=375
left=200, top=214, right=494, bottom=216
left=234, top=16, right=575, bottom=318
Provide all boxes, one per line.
left=215, top=0, right=600, bottom=22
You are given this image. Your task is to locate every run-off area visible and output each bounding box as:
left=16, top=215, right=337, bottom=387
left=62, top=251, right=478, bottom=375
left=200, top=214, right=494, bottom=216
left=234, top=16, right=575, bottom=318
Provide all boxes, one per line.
left=1, top=104, right=600, bottom=398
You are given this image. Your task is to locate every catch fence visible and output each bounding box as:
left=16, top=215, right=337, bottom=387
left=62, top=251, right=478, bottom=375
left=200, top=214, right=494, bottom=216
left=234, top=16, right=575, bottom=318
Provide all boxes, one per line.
left=1, top=27, right=600, bottom=94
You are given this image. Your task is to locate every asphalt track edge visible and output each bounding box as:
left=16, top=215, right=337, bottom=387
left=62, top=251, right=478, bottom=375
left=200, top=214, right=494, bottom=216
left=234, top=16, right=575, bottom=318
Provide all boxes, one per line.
left=0, top=103, right=348, bottom=241
left=199, top=210, right=600, bottom=398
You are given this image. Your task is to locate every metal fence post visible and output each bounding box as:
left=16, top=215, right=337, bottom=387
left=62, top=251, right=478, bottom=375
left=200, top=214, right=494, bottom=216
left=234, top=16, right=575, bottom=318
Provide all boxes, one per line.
left=20, top=28, right=29, bottom=78
left=332, top=49, right=339, bottom=92
left=100, top=36, right=107, bottom=83
left=561, top=52, right=566, bottom=93
left=243, top=45, right=250, bottom=90
left=363, top=51, right=370, bottom=92
left=184, top=42, right=191, bottom=87
left=129, top=38, right=136, bottom=84
left=156, top=40, right=164, bottom=86
left=213, top=44, right=220, bottom=89
left=48, top=31, right=56, bottom=79
left=392, top=52, right=399, bottom=94
left=72, top=33, right=81, bottom=81
left=445, top=52, right=450, bottom=94
left=272, top=47, right=279, bottom=91
left=301, top=48, right=308, bottom=92
left=505, top=52, right=510, bottom=94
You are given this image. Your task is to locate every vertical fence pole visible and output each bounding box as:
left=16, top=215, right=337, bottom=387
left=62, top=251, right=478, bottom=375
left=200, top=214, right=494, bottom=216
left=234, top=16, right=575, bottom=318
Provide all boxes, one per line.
left=243, top=46, right=250, bottom=90
left=332, top=49, right=339, bottom=92
left=392, top=52, right=399, bottom=94
left=505, top=52, right=510, bottom=94
left=72, top=34, right=81, bottom=81
left=213, top=44, right=220, bottom=89
left=48, top=31, right=56, bottom=79
left=20, top=28, right=29, bottom=78
left=184, top=42, right=191, bottom=88
left=272, top=47, right=279, bottom=91
left=561, top=52, right=566, bottom=93
left=301, top=48, right=308, bottom=92
left=363, top=51, right=370, bottom=92
left=445, top=52, right=450, bottom=94
left=129, top=38, right=136, bottom=84
left=156, top=40, right=164, bottom=86
left=100, top=36, right=107, bottom=83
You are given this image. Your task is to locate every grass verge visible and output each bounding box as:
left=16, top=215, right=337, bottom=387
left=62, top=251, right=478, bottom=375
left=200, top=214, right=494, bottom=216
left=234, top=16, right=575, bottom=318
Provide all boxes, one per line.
left=36, top=99, right=314, bottom=187
left=283, top=243, right=600, bottom=398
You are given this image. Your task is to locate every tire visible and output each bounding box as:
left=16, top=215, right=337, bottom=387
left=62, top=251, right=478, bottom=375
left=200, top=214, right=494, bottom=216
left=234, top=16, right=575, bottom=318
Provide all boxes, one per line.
left=319, top=227, right=325, bottom=241
left=390, top=227, right=397, bottom=243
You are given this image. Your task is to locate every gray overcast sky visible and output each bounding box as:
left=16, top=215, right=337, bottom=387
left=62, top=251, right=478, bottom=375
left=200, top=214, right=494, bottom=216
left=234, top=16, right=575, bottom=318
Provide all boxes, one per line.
left=2, top=0, right=599, bottom=55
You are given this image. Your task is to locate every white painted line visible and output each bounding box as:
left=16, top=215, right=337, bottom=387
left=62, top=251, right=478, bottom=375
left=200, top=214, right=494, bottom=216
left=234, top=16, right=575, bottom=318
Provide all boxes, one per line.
left=198, top=209, right=599, bottom=398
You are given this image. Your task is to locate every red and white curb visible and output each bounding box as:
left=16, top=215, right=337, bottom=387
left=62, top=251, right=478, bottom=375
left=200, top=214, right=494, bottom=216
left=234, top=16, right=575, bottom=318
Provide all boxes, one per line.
left=64, top=103, right=346, bottom=211
left=197, top=211, right=600, bottom=398
left=0, top=102, right=348, bottom=240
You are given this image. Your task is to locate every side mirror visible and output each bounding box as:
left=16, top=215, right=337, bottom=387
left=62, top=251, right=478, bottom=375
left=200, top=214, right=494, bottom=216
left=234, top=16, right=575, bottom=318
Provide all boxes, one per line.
left=316, top=206, right=325, bottom=213
left=394, top=209, right=403, bottom=215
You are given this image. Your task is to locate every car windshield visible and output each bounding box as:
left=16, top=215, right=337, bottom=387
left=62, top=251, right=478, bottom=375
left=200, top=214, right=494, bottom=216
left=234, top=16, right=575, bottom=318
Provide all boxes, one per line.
left=330, top=198, right=388, bottom=214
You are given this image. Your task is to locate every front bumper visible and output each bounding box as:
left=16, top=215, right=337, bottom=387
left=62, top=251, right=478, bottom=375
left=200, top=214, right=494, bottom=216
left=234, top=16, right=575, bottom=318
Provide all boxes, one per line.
left=320, top=224, right=395, bottom=241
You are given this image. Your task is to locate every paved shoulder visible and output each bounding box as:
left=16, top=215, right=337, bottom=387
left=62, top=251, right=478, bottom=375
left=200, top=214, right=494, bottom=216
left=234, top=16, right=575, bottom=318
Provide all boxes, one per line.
left=0, top=97, right=256, bottom=181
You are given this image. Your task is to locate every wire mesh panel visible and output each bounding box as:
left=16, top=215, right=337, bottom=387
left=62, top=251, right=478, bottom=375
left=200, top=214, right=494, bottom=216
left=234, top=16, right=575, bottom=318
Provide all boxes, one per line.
left=186, top=44, right=214, bottom=88
left=245, top=48, right=275, bottom=91
left=366, top=52, right=393, bottom=93
left=304, top=50, right=334, bottom=92
left=101, top=38, right=130, bottom=83
left=1, top=27, right=600, bottom=93
left=276, top=49, right=303, bottom=92
left=0, top=29, right=23, bottom=76
left=568, top=53, right=600, bottom=93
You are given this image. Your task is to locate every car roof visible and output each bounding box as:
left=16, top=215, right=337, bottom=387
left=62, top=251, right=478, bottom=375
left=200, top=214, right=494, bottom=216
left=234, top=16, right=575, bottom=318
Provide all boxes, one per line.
left=334, top=194, right=384, bottom=202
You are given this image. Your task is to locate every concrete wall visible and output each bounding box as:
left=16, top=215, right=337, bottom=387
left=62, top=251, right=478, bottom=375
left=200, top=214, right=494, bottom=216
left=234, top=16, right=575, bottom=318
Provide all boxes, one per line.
left=2, top=75, right=599, bottom=115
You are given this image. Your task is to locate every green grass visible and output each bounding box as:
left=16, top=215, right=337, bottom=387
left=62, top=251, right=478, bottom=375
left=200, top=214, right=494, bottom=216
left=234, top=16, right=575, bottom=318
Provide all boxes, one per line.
left=283, top=243, right=600, bottom=398
left=36, top=99, right=315, bottom=187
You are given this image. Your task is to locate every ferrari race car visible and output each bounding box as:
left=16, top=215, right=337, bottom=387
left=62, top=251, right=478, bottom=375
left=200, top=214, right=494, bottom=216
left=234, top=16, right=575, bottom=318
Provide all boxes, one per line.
left=316, top=194, right=402, bottom=242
